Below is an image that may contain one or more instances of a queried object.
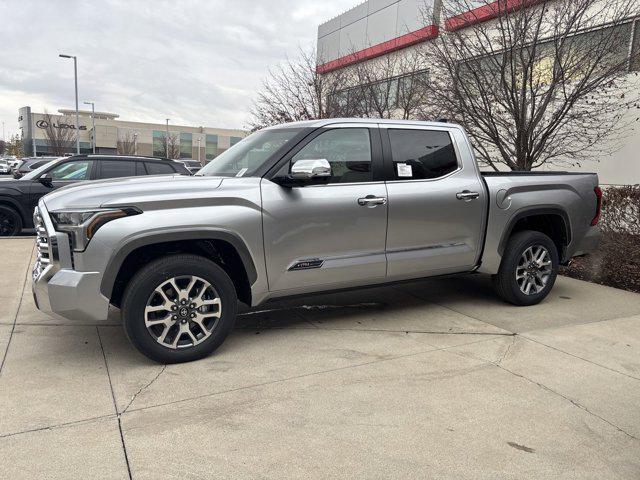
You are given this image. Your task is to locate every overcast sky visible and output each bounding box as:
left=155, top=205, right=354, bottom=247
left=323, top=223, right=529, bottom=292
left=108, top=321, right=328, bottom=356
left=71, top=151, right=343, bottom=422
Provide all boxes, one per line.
left=0, top=0, right=356, bottom=139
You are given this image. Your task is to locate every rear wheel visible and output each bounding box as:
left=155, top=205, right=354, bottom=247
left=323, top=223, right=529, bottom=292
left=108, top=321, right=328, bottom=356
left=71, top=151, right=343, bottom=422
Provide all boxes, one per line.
left=493, top=230, right=559, bottom=306
left=122, top=254, right=237, bottom=363
left=0, top=205, right=22, bottom=236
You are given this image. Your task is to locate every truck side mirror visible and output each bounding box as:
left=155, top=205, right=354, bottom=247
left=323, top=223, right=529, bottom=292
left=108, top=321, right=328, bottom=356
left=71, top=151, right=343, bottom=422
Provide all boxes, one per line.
left=290, top=159, right=331, bottom=179
left=272, top=159, right=332, bottom=188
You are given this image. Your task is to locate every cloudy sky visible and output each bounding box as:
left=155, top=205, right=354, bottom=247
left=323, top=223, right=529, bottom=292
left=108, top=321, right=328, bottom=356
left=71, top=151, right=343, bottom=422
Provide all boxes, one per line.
left=0, top=0, right=356, bottom=139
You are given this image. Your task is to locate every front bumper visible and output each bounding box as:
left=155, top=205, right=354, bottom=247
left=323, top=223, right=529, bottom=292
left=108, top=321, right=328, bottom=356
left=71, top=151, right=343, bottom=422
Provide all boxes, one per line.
left=31, top=203, right=110, bottom=322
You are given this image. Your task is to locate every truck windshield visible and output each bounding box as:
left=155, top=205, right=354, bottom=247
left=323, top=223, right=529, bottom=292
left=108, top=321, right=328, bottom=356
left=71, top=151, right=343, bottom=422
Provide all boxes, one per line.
left=197, top=128, right=301, bottom=177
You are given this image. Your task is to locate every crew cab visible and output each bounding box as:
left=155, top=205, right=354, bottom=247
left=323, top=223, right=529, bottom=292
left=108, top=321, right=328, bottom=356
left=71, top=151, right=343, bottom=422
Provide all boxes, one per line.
left=31, top=119, right=601, bottom=363
left=0, top=154, right=190, bottom=236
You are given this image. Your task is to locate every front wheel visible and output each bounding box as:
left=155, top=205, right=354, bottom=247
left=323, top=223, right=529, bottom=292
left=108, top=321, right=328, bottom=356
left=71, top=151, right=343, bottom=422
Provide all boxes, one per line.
left=0, top=205, right=22, bottom=236
left=122, top=254, right=238, bottom=363
left=493, top=230, right=559, bottom=306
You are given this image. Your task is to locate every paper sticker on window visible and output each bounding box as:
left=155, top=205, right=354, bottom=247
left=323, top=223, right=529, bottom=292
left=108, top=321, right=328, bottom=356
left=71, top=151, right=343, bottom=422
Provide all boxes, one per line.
left=397, top=163, right=412, bottom=177
left=236, top=168, right=248, bottom=177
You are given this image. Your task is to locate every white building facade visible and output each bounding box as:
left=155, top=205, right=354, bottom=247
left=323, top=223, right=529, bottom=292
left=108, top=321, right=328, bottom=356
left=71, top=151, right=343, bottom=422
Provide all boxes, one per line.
left=317, top=0, right=640, bottom=185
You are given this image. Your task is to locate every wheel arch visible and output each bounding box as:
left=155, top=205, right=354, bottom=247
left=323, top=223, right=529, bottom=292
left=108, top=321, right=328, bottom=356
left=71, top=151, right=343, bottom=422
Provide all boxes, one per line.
left=498, top=208, right=571, bottom=263
left=0, top=196, right=30, bottom=226
left=102, top=230, right=257, bottom=308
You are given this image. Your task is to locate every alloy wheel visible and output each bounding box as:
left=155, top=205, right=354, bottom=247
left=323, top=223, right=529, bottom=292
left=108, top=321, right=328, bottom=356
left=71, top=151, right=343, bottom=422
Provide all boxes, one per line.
left=515, top=245, right=552, bottom=295
left=0, top=211, right=18, bottom=236
left=144, top=275, right=222, bottom=349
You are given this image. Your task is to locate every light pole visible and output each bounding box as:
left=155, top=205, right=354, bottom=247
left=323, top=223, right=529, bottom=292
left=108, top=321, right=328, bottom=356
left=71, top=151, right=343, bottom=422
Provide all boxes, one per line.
left=59, top=54, right=80, bottom=154
left=165, top=119, right=170, bottom=158
left=133, top=132, right=138, bottom=155
left=197, top=136, right=202, bottom=164
left=83, top=101, right=96, bottom=153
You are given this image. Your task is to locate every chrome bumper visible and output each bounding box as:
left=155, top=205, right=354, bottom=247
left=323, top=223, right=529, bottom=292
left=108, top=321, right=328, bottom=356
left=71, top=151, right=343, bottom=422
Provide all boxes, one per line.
left=31, top=203, right=110, bottom=322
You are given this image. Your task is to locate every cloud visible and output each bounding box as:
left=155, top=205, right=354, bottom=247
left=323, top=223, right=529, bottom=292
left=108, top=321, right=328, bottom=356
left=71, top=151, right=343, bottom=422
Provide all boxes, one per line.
left=0, top=0, right=355, bottom=139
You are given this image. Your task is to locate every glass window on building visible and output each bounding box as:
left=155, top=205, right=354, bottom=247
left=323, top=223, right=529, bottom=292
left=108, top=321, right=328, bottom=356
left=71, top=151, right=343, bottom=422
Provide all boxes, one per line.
left=230, top=136, right=243, bottom=146
left=180, top=132, right=193, bottom=158
left=206, top=134, right=218, bottom=161
left=153, top=130, right=166, bottom=157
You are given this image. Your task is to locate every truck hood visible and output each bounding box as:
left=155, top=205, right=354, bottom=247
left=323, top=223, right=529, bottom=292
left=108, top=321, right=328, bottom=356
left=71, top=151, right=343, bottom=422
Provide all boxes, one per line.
left=41, top=175, right=236, bottom=211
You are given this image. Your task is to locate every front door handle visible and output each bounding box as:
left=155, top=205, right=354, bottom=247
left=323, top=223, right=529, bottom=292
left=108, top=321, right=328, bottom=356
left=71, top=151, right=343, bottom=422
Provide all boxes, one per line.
left=456, top=191, right=480, bottom=201
left=358, top=195, right=387, bottom=207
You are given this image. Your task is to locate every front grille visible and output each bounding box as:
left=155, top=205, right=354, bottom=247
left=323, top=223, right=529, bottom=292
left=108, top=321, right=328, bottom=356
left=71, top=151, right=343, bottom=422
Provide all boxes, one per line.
left=33, top=207, right=52, bottom=280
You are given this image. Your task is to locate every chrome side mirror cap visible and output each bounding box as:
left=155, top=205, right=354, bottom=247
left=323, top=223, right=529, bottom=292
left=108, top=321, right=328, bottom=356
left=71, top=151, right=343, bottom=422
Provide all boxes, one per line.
left=291, top=159, right=331, bottom=179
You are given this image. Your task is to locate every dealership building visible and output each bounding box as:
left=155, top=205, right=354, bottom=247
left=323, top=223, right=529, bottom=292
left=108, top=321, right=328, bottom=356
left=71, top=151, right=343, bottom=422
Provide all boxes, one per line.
left=18, top=106, right=246, bottom=162
left=316, top=0, right=640, bottom=185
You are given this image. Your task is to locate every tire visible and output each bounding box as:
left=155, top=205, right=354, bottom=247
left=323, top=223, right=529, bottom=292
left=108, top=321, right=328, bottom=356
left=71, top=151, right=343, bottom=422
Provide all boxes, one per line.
left=492, top=230, right=559, bottom=306
left=122, top=254, right=238, bottom=364
left=0, top=205, right=22, bottom=236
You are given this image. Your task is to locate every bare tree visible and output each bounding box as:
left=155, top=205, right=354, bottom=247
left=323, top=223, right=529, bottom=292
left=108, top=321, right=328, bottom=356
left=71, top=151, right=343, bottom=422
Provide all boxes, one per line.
left=157, top=133, right=180, bottom=159
left=5, top=135, right=23, bottom=157
left=117, top=131, right=136, bottom=155
left=424, top=0, right=640, bottom=171
left=349, top=48, right=430, bottom=119
left=41, top=112, right=76, bottom=156
left=247, top=48, right=353, bottom=130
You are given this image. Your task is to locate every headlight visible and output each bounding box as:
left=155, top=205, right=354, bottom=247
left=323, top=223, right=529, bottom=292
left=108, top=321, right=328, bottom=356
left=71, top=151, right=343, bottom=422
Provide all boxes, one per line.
left=50, top=207, right=141, bottom=251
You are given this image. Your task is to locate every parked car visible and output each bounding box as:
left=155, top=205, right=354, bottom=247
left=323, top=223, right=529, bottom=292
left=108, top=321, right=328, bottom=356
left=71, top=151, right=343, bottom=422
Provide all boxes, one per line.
left=11, top=157, right=59, bottom=179
left=176, top=159, right=202, bottom=174
left=0, top=154, right=190, bottom=236
left=0, top=159, right=10, bottom=175
left=31, top=119, right=601, bottom=363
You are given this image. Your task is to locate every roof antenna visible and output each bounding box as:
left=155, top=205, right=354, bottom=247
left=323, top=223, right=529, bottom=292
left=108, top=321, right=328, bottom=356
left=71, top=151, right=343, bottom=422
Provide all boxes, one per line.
left=437, top=118, right=449, bottom=123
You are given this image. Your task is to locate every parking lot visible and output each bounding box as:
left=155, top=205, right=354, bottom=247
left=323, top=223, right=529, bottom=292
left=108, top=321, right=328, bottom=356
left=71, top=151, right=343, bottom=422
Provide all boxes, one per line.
left=0, top=236, right=639, bottom=479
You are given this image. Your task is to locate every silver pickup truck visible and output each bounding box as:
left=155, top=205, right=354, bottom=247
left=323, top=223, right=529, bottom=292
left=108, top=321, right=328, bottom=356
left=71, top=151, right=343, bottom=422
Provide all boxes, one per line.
left=32, top=119, right=601, bottom=363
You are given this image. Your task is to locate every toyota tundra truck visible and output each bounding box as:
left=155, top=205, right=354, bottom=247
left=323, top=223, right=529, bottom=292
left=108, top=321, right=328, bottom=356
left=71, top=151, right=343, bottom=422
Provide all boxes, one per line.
left=31, top=119, right=601, bottom=363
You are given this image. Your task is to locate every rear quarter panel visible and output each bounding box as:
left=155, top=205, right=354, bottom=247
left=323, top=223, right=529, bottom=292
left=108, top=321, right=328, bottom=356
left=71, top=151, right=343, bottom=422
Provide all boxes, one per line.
left=479, top=173, right=599, bottom=274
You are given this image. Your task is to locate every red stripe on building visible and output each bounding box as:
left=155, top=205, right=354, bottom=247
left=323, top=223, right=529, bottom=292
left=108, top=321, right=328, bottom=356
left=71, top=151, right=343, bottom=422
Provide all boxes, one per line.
left=445, top=0, right=545, bottom=32
left=316, top=25, right=439, bottom=74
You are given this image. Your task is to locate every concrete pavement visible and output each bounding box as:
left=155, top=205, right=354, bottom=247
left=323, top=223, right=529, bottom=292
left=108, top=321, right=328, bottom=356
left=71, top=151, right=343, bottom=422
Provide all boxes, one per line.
left=1, top=237, right=639, bottom=479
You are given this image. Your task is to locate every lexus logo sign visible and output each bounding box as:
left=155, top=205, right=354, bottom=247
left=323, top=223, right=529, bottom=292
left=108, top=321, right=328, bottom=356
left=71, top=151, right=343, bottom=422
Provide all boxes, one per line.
left=36, top=119, right=87, bottom=130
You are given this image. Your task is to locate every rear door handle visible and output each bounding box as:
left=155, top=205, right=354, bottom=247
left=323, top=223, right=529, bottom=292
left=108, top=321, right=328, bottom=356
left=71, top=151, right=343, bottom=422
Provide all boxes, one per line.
left=456, top=191, right=480, bottom=201
left=358, top=195, right=387, bottom=207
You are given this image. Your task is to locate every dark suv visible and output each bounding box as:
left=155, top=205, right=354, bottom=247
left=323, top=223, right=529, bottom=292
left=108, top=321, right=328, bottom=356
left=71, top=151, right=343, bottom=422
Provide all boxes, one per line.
left=0, top=154, right=190, bottom=236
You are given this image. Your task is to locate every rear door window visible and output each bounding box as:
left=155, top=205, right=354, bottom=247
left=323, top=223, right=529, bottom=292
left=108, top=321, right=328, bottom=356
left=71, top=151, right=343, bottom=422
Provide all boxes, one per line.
left=388, top=129, right=458, bottom=180
left=99, top=160, right=136, bottom=179
left=145, top=162, right=175, bottom=175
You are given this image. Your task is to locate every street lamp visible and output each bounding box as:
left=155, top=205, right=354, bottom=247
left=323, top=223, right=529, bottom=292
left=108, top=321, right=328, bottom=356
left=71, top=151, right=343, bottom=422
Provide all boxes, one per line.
left=83, top=101, right=96, bottom=153
left=165, top=118, right=170, bottom=158
left=196, top=136, right=202, bottom=164
left=133, top=132, right=138, bottom=155
left=59, top=54, right=80, bottom=154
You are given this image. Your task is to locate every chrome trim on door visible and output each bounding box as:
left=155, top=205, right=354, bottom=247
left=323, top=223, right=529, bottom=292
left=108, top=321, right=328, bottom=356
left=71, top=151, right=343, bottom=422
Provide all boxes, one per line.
left=357, top=196, right=387, bottom=207
left=456, top=191, right=480, bottom=201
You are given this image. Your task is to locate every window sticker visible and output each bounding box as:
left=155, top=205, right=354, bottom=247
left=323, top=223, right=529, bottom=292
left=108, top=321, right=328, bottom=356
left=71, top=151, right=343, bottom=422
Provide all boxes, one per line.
left=236, top=167, right=248, bottom=177
left=397, top=163, right=412, bottom=177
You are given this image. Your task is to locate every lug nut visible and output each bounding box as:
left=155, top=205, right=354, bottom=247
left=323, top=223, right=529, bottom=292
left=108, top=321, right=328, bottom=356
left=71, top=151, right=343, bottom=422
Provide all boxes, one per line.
left=190, top=303, right=195, bottom=309
left=172, top=315, right=177, bottom=320
left=191, top=313, right=196, bottom=318
left=181, top=300, right=187, bottom=305
left=171, top=305, right=177, bottom=311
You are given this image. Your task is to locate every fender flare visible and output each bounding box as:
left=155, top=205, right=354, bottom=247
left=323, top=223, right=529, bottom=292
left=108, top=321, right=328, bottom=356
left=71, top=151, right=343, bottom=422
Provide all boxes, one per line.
left=99, top=229, right=258, bottom=299
left=498, top=207, right=571, bottom=259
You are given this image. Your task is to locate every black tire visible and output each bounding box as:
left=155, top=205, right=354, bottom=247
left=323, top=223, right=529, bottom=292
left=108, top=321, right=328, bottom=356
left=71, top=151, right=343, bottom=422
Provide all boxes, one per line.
left=122, top=254, right=238, bottom=364
left=492, top=230, right=559, bottom=306
left=0, top=205, right=22, bottom=236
